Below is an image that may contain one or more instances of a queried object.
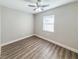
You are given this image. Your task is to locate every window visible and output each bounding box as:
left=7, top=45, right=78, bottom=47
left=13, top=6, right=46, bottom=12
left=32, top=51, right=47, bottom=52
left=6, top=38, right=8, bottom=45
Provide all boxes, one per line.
left=43, top=15, right=55, bottom=32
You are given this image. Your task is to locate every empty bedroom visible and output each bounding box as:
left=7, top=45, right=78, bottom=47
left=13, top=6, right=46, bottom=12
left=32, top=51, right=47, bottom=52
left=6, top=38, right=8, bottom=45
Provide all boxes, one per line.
left=0, top=0, right=78, bottom=59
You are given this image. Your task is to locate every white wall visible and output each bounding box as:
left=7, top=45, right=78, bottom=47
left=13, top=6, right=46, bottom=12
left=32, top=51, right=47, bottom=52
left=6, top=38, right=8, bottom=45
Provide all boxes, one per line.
left=1, top=6, right=34, bottom=44
left=0, top=6, right=1, bottom=56
left=34, top=2, right=78, bottom=50
left=0, top=6, right=1, bottom=44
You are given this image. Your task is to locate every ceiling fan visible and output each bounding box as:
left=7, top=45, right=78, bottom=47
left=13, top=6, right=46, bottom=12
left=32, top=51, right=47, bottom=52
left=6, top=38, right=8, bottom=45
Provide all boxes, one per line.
left=28, top=0, right=49, bottom=11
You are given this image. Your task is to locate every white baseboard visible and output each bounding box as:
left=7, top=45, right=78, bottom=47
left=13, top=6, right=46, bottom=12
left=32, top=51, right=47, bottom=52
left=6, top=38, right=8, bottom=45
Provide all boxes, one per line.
left=1, top=35, right=34, bottom=47
left=1, top=34, right=78, bottom=53
left=34, top=34, right=78, bottom=53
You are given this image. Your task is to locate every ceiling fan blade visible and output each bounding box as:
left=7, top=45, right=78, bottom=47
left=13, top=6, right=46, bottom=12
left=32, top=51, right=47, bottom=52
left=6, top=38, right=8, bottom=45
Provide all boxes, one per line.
left=33, top=8, right=37, bottom=11
left=28, top=5, right=36, bottom=7
left=40, top=4, right=49, bottom=7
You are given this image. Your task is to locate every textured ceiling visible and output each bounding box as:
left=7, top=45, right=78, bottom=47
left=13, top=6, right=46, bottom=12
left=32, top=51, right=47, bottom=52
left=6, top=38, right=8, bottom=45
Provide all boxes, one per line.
left=0, top=0, right=77, bottom=14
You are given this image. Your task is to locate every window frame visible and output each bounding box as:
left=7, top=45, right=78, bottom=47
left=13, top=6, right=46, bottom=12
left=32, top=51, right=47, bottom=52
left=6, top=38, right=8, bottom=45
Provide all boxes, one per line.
left=43, top=15, right=55, bottom=32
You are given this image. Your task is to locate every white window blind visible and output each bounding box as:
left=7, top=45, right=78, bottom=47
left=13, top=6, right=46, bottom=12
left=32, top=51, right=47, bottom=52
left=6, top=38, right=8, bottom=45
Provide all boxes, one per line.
left=43, top=15, right=55, bottom=32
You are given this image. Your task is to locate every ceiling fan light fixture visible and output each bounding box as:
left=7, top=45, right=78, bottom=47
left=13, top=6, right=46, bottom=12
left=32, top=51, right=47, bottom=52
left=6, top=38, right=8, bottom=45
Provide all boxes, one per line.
left=35, top=7, right=42, bottom=12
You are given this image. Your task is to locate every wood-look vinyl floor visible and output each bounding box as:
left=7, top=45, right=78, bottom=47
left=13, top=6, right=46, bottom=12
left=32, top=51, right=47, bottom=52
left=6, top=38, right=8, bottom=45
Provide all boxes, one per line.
left=1, top=36, right=78, bottom=59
